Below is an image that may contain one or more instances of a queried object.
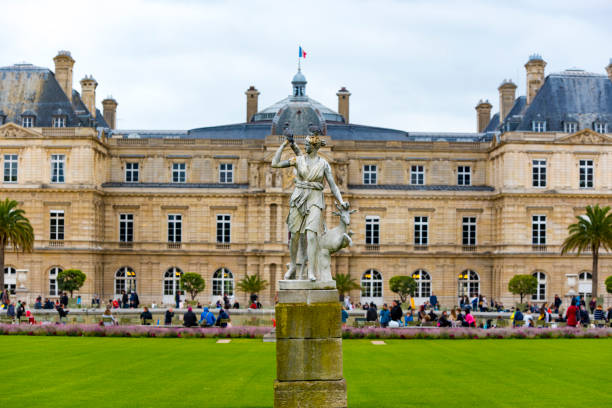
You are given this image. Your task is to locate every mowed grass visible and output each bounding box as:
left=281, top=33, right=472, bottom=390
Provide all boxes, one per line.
left=0, top=337, right=610, bottom=408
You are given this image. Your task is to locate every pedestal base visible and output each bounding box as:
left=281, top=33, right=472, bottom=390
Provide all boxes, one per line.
left=274, top=379, right=347, bottom=408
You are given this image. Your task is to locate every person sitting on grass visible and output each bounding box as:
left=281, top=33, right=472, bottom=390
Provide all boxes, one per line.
left=437, top=311, right=452, bottom=327
left=183, top=307, right=198, bottom=327
left=463, top=308, right=476, bottom=328
left=101, top=308, right=116, bottom=326
left=199, top=307, right=216, bottom=327
left=140, top=307, right=153, bottom=325
left=164, top=308, right=175, bottom=325
left=215, top=308, right=230, bottom=328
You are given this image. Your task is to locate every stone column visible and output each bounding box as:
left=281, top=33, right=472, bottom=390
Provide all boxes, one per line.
left=274, top=280, right=347, bottom=408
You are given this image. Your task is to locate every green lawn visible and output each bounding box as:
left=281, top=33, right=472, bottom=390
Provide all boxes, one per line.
left=0, top=337, right=610, bottom=407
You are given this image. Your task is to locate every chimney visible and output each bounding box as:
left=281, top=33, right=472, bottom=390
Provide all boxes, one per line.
left=606, top=58, right=612, bottom=81
left=525, top=54, right=546, bottom=105
left=245, top=86, right=260, bottom=122
left=498, top=79, right=517, bottom=122
left=336, top=87, right=351, bottom=124
left=80, top=75, right=98, bottom=119
left=475, top=99, right=492, bottom=132
left=102, top=96, right=118, bottom=129
left=53, top=50, right=75, bottom=103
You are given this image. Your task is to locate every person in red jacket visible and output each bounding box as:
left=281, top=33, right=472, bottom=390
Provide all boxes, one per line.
left=566, top=299, right=579, bottom=327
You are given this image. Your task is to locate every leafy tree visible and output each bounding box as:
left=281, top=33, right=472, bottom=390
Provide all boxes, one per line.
left=333, top=272, right=361, bottom=302
left=605, top=275, right=612, bottom=295
left=57, top=269, right=87, bottom=298
left=389, top=275, right=417, bottom=304
left=180, top=272, right=206, bottom=301
left=0, top=198, right=34, bottom=303
left=237, top=273, right=268, bottom=300
left=561, top=205, right=612, bottom=299
left=507, top=274, right=538, bottom=304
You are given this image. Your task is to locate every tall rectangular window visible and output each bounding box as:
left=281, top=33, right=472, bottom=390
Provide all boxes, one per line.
left=532, top=121, right=546, bottom=132
left=172, top=163, right=186, bottom=183
left=167, top=214, right=182, bottom=242
left=564, top=122, right=577, bottom=133
left=50, top=210, right=64, bottom=240
left=125, top=162, right=139, bottom=183
left=3, top=154, right=18, bottom=183
left=365, top=216, right=380, bottom=245
left=22, top=117, right=34, bottom=128
left=462, top=217, right=476, bottom=246
left=532, top=159, right=547, bottom=188
left=219, top=163, right=233, bottom=183
left=216, top=214, right=231, bottom=243
left=363, top=165, right=377, bottom=185
left=532, top=215, right=546, bottom=245
left=411, top=165, right=424, bottom=185
left=51, top=154, right=65, bottom=183
left=52, top=117, right=66, bottom=128
left=579, top=159, right=593, bottom=188
left=593, top=122, right=607, bottom=133
left=457, top=166, right=471, bottom=186
left=414, top=216, right=428, bottom=246
left=119, top=214, right=134, bottom=242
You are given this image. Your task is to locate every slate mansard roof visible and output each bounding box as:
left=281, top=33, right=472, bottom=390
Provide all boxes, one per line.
left=492, top=70, right=612, bottom=133
left=0, top=63, right=108, bottom=128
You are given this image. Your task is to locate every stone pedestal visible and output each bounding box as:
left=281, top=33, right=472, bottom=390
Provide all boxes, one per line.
left=274, top=280, right=347, bottom=408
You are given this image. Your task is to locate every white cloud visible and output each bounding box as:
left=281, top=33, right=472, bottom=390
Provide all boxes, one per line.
left=2, top=0, right=611, bottom=132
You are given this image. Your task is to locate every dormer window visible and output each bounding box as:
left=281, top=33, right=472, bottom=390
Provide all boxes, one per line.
left=52, top=116, right=67, bottom=128
left=593, top=122, right=608, bottom=134
left=563, top=121, right=578, bottom=133
left=532, top=120, right=546, bottom=132
left=22, top=116, right=34, bottom=128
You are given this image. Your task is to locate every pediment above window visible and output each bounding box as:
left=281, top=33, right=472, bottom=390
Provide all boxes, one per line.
left=555, top=129, right=612, bottom=145
left=0, top=122, right=42, bottom=139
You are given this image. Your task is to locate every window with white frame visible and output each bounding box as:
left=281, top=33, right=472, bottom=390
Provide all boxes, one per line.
left=119, top=213, right=134, bottom=242
left=51, top=154, right=65, bottom=183
left=163, top=267, right=183, bottom=297
left=593, top=122, right=607, bottom=133
left=563, top=122, right=577, bottom=133
left=363, top=165, right=377, bottom=185
left=216, top=214, right=231, bottom=243
left=414, top=216, right=428, bottom=246
left=125, top=162, right=139, bottom=183
left=410, top=165, right=424, bottom=185
left=457, top=166, right=471, bottom=186
left=22, top=116, right=34, bottom=128
left=52, top=116, right=66, bottom=128
left=219, top=163, right=233, bottom=183
left=167, top=214, right=182, bottom=242
left=115, top=266, right=136, bottom=296
left=412, top=269, right=431, bottom=298
left=4, top=267, right=17, bottom=294
left=579, top=159, right=593, bottom=188
left=212, top=267, right=234, bottom=296
left=532, top=120, right=546, bottom=132
left=361, top=269, right=383, bottom=300
left=49, top=267, right=62, bottom=296
left=365, top=216, right=380, bottom=245
left=458, top=270, right=480, bottom=298
left=3, top=154, right=18, bottom=183
left=532, top=271, right=546, bottom=301
left=578, top=272, right=592, bottom=298
left=532, top=215, right=546, bottom=245
left=50, top=210, right=64, bottom=240
left=532, top=159, right=546, bottom=188
left=172, top=163, right=186, bottom=183
left=462, top=217, right=476, bottom=246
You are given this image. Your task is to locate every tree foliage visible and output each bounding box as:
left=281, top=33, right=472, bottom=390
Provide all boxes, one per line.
left=236, top=273, right=268, bottom=296
left=180, top=273, right=206, bottom=301
left=561, top=205, right=612, bottom=298
left=507, top=274, right=538, bottom=303
left=0, top=198, right=34, bottom=302
left=57, top=269, right=87, bottom=298
left=389, top=275, right=417, bottom=303
left=333, top=272, right=361, bottom=301
left=605, top=275, right=612, bottom=295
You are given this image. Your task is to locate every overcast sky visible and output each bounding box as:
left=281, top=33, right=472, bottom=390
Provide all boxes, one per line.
left=2, top=0, right=611, bottom=132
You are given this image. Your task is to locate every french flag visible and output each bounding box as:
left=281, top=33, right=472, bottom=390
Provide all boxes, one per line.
left=299, top=46, right=307, bottom=59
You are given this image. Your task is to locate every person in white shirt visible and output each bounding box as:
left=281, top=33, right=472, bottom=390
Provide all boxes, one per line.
left=523, top=311, right=534, bottom=327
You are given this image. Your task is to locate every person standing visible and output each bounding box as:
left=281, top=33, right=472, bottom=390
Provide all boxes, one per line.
left=140, top=307, right=153, bottom=325
left=379, top=304, right=390, bottom=328
left=553, top=294, right=562, bottom=313
left=121, top=290, right=128, bottom=309
left=390, top=300, right=403, bottom=323
left=16, top=301, right=25, bottom=323
left=429, top=293, right=438, bottom=310
left=7, top=302, right=16, bottom=322
left=366, top=303, right=378, bottom=323
left=341, top=307, right=349, bottom=327
left=60, top=292, right=69, bottom=308
left=175, top=290, right=181, bottom=309
left=589, top=297, right=597, bottom=314
left=593, top=305, right=606, bottom=327
left=565, top=299, right=579, bottom=327
left=164, top=308, right=175, bottom=325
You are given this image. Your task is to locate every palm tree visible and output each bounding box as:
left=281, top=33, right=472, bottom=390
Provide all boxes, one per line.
left=333, top=272, right=362, bottom=302
left=0, top=199, right=35, bottom=303
left=237, top=273, right=268, bottom=302
left=561, top=205, right=612, bottom=300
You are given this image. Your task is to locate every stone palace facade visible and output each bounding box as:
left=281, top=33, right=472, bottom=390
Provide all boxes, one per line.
left=1, top=51, right=612, bottom=307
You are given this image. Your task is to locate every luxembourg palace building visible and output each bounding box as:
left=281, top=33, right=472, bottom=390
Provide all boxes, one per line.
left=2, top=51, right=612, bottom=307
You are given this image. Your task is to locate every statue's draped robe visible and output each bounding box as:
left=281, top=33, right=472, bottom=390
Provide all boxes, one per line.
left=287, top=155, right=330, bottom=235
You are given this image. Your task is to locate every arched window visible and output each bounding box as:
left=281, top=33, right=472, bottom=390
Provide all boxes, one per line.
left=579, top=272, right=592, bottom=298
left=49, top=267, right=62, bottom=297
left=532, top=271, right=546, bottom=301
left=115, top=267, right=136, bottom=296
left=163, top=267, right=183, bottom=300
left=3, top=267, right=17, bottom=294
left=458, top=270, right=480, bottom=298
left=212, top=268, right=234, bottom=297
left=361, top=269, right=383, bottom=304
left=412, top=269, right=431, bottom=298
